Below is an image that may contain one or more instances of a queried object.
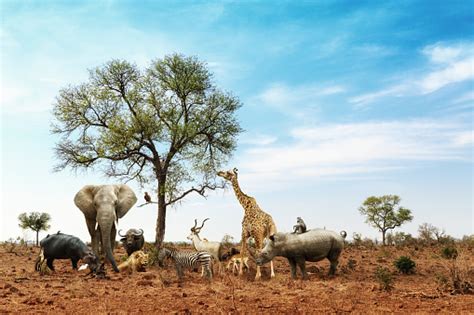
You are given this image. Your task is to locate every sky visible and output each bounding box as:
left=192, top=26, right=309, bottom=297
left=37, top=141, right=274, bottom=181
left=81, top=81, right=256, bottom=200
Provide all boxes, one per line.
left=1, top=1, right=473, bottom=244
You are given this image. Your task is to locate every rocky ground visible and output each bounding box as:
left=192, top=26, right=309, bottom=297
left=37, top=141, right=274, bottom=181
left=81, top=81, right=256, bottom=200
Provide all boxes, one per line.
left=0, top=242, right=473, bottom=313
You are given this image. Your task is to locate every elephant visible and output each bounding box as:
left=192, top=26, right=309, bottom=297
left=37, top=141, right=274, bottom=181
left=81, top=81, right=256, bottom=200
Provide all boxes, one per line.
left=74, top=184, right=137, bottom=272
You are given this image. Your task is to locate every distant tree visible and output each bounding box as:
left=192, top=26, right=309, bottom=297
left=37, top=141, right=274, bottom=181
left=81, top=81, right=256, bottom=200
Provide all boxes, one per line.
left=18, top=212, right=51, bottom=246
left=52, top=54, right=242, bottom=249
left=359, top=195, right=413, bottom=245
left=418, top=222, right=436, bottom=243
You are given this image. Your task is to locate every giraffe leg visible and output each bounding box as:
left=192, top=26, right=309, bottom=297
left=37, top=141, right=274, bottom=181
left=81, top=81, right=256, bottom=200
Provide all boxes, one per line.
left=239, top=231, right=249, bottom=276
left=270, top=260, right=275, bottom=278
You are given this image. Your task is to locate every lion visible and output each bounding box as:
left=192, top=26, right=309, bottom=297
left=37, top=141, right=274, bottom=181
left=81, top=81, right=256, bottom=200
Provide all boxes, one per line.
left=118, top=250, right=149, bottom=274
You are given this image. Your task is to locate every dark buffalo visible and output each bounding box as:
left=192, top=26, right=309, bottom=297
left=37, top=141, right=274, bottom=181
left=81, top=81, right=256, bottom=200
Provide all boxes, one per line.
left=119, top=228, right=144, bottom=256
left=35, top=232, right=99, bottom=272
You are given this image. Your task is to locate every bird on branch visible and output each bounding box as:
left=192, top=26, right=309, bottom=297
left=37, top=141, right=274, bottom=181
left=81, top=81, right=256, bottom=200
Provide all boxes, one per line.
left=144, top=192, right=151, bottom=203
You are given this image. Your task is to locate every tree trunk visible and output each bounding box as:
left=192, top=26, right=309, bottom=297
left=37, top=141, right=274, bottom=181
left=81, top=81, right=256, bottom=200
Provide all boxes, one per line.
left=382, top=229, right=386, bottom=246
left=155, top=198, right=167, bottom=249
left=36, top=230, right=39, bottom=246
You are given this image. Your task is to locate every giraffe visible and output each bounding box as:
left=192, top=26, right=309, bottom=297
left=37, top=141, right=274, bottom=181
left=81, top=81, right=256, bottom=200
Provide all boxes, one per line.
left=217, top=168, right=277, bottom=280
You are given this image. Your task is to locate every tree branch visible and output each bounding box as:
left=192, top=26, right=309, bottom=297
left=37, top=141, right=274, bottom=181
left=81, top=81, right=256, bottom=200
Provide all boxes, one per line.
left=165, top=182, right=224, bottom=206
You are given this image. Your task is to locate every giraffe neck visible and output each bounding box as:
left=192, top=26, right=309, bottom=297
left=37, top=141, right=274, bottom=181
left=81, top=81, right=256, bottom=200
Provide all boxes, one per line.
left=230, top=177, right=256, bottom=215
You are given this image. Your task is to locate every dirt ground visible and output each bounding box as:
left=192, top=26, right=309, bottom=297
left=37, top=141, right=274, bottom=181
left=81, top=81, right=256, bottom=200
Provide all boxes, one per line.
left=0, top=243, right=473, bottom=314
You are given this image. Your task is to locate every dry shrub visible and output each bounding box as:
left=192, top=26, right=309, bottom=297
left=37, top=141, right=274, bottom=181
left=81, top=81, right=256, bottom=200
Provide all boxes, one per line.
left=374, top=266, right=394, bottom=291
left=437, top=249, right=473, bottom=295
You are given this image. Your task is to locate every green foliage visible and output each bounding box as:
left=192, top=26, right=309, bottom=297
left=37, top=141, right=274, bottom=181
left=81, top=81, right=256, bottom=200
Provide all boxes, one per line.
left=394, top=256, right=416, bottom=274
left=391, top=232, right=416, bottom=247
left=18, top=212, right=51, bottom=245
left=359, top=195, right=413, bottom=245
left=441, top=246, right=458, bottom=260
left=374, top=266, right=394, bottom=291
left=51, top=53, right=243, bottom=246
left=18, top=212, right=51, bottom=232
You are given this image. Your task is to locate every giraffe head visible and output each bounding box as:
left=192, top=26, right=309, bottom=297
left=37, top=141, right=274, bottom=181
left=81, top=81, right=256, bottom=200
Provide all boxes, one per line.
left=217, top=167, right=238, bottom=181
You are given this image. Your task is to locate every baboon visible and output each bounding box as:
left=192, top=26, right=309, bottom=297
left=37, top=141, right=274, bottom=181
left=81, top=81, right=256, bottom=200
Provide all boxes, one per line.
left=292, top=217, right=307, bottom=234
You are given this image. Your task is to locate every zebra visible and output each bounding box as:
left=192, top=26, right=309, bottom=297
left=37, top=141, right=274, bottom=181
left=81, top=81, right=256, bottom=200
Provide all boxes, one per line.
left=159, top=247, right=213, bottom=281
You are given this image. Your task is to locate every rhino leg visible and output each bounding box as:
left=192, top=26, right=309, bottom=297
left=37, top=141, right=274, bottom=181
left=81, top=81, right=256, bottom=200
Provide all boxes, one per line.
left=287, top=258, right=298, bottom=279
left=327, top=248, right=342, bottom=275
left=296, top=258, right=308, bottom=280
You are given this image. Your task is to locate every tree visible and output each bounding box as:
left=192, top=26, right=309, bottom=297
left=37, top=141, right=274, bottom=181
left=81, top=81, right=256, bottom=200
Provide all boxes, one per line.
left=18, top=212, right=51, bottom=246
left=52, top=54, right=242, bottom=248
left=358, top=195, right=413, bottom=245
left=418, top=222, right=447, bottom=244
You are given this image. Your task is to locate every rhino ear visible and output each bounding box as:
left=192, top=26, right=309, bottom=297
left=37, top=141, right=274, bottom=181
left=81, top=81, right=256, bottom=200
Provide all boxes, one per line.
left=269, top=234, right=276, bottom=242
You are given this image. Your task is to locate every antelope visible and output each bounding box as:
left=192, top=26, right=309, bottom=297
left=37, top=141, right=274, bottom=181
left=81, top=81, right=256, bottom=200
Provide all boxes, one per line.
left=187, top=218, right=223, bottom=275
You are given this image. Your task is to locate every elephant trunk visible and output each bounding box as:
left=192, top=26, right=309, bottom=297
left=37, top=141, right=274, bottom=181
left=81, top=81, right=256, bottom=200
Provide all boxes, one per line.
left=97, top=213, right=119, bottom=272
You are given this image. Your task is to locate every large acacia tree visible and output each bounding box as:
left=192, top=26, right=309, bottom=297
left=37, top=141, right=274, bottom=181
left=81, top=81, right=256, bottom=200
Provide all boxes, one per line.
left=52, top=54, right=242, bottom=248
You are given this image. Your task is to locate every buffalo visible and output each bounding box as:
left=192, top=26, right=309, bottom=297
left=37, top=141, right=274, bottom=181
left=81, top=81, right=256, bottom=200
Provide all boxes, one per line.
left=119, top=228, right=145, bottom=256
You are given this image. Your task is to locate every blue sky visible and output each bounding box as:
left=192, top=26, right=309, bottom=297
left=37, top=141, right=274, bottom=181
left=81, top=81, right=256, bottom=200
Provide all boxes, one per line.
left=1, top=1, right=472, bottom=243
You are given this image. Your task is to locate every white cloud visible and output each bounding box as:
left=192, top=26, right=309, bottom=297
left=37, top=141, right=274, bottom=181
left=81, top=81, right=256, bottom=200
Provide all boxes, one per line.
left=420, top=57, right=474, bottom=94
left=348, top=42, right=474, bottom=106
left=240, top=133, right=277, bottom=146
left=453, top=131, right=473, bottom=146
left=453, top=91, right=474, bottom=104
left=236, top=119, right=472, bottom=190
left=257, top=82, right=345, bottom=112
left=348, top=84, right=407, bottom=107
left=422, top=43, right=473, bottom=64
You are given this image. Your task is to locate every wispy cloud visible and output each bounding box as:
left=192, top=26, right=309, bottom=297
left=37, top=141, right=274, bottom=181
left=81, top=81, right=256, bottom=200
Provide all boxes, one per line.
left=348, top=84, right=407, bottom=108
left=420, top=57, right=474, bottom=94
left=236, top=118, right=472, bottom=190
left=240, top=133, right=277, bottom=146
left=256, top=82, right=346, bottom=112
left=348, top=42, right=474, bottom=107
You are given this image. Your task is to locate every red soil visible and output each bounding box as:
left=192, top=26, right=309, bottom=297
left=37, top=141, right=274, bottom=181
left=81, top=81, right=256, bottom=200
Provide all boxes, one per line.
left=1, top=243, right=472, bottom=313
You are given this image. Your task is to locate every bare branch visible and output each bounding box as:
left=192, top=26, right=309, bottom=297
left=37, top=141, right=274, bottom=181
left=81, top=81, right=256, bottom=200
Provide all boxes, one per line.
left=165, top=182, right=224, bottom=206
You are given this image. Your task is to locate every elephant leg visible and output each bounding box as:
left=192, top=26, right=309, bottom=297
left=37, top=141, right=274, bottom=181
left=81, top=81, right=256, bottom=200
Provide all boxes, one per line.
left=85, top=218, right=99, bottom=256
left=110, top=223, right=117, bottom=252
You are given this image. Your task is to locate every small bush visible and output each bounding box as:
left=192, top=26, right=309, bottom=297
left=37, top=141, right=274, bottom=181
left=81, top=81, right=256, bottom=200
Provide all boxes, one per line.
left=394, top=256, right=416, bottom=274
left=441, top=246, right=458, bottom=260
left=374, top=266, right=393, bottom=291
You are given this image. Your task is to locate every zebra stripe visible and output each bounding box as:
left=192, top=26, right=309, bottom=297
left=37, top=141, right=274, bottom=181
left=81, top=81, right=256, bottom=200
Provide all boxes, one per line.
left=161, top=248, right=213, bottom=280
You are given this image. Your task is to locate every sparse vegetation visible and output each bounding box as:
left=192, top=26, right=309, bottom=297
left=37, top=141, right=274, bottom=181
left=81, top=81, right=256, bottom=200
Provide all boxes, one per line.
left=394, top=256, right=416, bottom=274
left=374, top=266, right=394, bottom=291
left=438, top=246, right=473, bottom=294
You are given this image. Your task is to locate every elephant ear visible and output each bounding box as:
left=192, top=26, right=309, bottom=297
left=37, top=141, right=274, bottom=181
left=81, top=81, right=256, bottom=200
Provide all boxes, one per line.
left=115, top=184, right=137, bottom=218
left=74, top=185, right=99, bottom=218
